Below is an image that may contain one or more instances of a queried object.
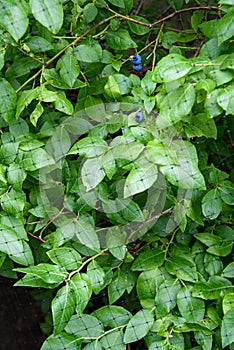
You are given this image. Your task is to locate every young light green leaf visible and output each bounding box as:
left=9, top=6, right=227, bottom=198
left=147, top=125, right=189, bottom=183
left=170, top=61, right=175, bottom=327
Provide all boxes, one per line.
left=124, top=309, right=154, bottom=343
left=177, top=286, right=205, bottom=322
left=0, top=0, right=28, bottom=41
left=124, top=163, right=158, bottom=198
left=52, top=284, right=77, bottom=334
left=68, top=137, right=108, bottom=158
left=30, top=0, right=64, bottom=34
left=30, top=102, right=44, bottom=127
left=223, top=294, right=234, bottom=314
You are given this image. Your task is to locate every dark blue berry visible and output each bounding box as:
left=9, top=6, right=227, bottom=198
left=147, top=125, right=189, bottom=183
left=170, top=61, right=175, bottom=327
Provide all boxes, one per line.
left=133, top=64, right=142, bottom=71
left=31, top=31, right=37, bottom=36
left=135, top=112, right=144, bottom=123
left=131, top=54, right=141, bottom=65
left=98, top=39, right=105, bottom=49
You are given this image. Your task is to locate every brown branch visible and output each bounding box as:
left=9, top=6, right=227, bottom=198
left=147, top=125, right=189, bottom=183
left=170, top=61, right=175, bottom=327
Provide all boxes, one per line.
left=27, top=231, right=46, bottom=243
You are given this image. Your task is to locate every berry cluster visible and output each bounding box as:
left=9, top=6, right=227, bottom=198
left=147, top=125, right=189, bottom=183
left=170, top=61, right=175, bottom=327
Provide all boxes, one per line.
left=131, top=54, right=142, bottom=71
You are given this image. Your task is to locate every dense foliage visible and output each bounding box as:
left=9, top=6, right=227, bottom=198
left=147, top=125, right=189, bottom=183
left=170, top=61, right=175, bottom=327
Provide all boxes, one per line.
left=0, top=0, right=233, bottom=349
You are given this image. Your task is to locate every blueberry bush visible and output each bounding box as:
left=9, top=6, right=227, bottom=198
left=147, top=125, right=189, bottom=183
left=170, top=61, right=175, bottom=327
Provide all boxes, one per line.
left=0, top=0, right=233, bottom=349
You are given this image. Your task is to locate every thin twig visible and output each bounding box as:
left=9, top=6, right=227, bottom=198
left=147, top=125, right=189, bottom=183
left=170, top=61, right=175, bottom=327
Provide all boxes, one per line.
left=27, top=231, right=46, bottom=243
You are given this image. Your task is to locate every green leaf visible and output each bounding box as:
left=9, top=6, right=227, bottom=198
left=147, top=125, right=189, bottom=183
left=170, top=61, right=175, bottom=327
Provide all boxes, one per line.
left=75, top=44, right=102, bottom=63
left=155, top=279, right=181, bottom=317
left=219, top=181, right=234, bottom=205
left=87, top=260, right=105, bottom=294
left=108, top=0, right=125, bottom=8
left=217, top=8, right=234, bottom=45
left=217, top=86, right=234, bottom=115
left=202, top=189, right=222, bottom=220
left=177, top=286, right=205, bottom=322
left=153, top=54, right=192, bottom=83
left=81, top=156, right=106, bottom=191
left=52, top=284, right=77, bottom=334
left=124, top=309, right=154, bottom=343
left=128, top=16, right=150, bottom=35
left=30, top=0, right=64, bottom=34
left=1, top=188, right=25, bottom=216
left=104, top=75, right=122, bottom=100
left=100, top=329, right=125, bottom=350
left=131, top=248, right=165, bottom=271
left=165, top=255, right=198, bottom=282
left=192, top=276, right=232, bottom=300
left=69, top=274, right=92, bottom=315
left=41, top=333, right=78, bottom=350
left=221, top=310, right=234, bottom=348
left=68, top=137, right=108, bottom=158
left=0, top=78, right=17, bottom=123
left=58, top=53, right=80, bottom=88
left=74, top=220, right=100, bottom=251
left=92, top=305, right=131, bottom=328
left=124, top=163, right=158, bottom=197
left=106, top=227, right=127, bottom=261
left=141, top=71, right=157, bottom=95
left=14, top=263, right=68, bottom=284
left=25, top=37, right=53, bottom=52
left=0, top=224, right=33, bottom=266
left=223, top=293, right=234, bottom=314
left=22, top=147, right=55, bottom=171
left=83, top=3, right=98, bottom=23
left=0, top=0, right=28, bottom=41
left=222, top=262, right=234, bottom=278
left=30, top=102, right=44, bottom=127
left=14, top=274, right=59, bottom=289
left=7, top=162, right=27, bottom=190
left=157, top=84, right=195, bottom=127
left=65, top=314, right=104, bottom=338
left=106, top=29, right=137, bottom=50
left=108, top=269, right=128, bottom=304
left=47, top=247, right=82, bottom=270
left=137, top=268, right=170, bottom=309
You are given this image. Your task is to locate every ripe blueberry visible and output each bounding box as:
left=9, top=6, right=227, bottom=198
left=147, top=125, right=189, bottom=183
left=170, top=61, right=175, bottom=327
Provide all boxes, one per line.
left=133, top=64, right=142, bottom=71
left=131, top=54, right=141, bottom=65
left=135, top=112, right=144, bottom=123
left=98, top=39, right=105, bottom=49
